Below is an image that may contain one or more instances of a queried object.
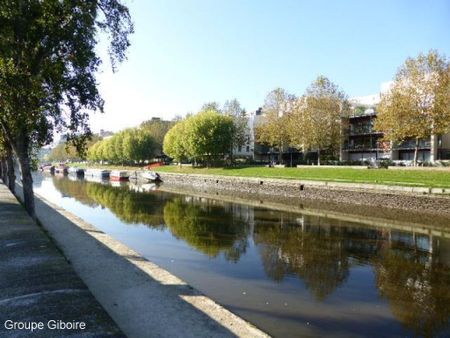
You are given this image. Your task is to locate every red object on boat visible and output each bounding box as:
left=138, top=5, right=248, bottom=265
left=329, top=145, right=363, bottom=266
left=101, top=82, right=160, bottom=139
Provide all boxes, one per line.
left=110, top=176, right=129, bottom=181
left=144, top=162, right=165, bottom=170
left=110, top=170, right=129, bottom=181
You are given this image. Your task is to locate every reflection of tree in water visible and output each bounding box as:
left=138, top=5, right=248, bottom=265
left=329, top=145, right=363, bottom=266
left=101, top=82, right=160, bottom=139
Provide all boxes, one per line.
left=374, top=241, right=450, bottom=338
left=254, top=212, right=351, bottom=301
left=163, top=197, right=249, bottom=262
left=52, top=177, right=165, bottom=228
left=85, top=183, right=166, bottom=228
left=52, top=176, right=99, bottom=207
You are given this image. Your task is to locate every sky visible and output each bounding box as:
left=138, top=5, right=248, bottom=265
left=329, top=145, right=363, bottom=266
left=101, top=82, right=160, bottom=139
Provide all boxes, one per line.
left=90, top=0, right=450, bottom=132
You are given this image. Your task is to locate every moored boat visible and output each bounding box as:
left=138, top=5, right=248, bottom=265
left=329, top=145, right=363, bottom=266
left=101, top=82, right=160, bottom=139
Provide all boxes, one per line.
left=41, top=165, right=55, bottom=174
left=85, top=168, right=110, bottom=178
left=141, top=170, right=161, bottom=182
left=110, top=170, right=129, bottom=181
left=68, top=167, right=85, bottom=176
left=54, top=164, right=69, bottom=175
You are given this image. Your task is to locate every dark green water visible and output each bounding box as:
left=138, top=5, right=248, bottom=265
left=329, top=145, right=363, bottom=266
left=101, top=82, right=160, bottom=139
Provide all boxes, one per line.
left=33, top=174, right=450, bottom=338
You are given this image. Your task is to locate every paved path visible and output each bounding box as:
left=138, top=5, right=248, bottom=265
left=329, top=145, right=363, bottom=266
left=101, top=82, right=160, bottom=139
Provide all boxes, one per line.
left=0, top=183, right=123, bottom=337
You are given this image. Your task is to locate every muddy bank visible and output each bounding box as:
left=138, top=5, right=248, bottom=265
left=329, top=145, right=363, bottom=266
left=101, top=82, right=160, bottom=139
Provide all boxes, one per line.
left=158, top=172, right=450, bottom=224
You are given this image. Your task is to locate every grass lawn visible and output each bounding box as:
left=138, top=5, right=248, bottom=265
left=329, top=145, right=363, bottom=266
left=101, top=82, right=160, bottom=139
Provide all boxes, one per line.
left=155, top=165, right=450, bottom=188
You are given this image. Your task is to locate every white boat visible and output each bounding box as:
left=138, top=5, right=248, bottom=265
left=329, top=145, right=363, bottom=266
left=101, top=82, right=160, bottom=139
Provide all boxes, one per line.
left=68, top=167, right=85, bottom=176
left=85, top=168, right=110, bottom=178
left=110, top=170, right=130, bottom=181
left=54, top=164, right=68, bottom=175
left=140, top=170, right=161, bottom=182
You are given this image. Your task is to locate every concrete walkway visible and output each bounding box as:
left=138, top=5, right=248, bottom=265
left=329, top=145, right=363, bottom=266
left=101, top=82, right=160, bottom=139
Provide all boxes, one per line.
left=0, top=183, right=123, bottom=337
left=13, top=184, right=268, bottom=338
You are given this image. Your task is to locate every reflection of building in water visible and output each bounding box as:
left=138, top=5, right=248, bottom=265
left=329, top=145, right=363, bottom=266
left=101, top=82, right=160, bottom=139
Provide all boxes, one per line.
left=250, top=208, right=450, bottom=337
left=374, top=234, right=450, bottom=337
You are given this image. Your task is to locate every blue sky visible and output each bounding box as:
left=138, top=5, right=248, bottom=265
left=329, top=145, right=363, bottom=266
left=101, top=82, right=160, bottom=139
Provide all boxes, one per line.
left=91, top=0, right=450, bottom=131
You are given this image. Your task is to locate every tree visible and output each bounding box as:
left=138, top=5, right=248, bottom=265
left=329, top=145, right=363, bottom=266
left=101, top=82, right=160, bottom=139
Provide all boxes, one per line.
left=0, top=1, right=133, bottom=218
left=289, top=76, right=349, bottom=165
left=47, top=135, right=101, bottom=162
left=163, top=120, right=189, bottom=164
left=375, top=50, right=450, bottom=165
left=256, top=88, right=296, bottom=163
left=185, top=110, right=234, bottom=166
left=163, top=110, right=234, bottom=166
left=0, top=134, right=15, bottom=193
left=223, top=99, right=249, bottom=161
left=164, top=197, right=248, bottom=261
left=200, top=102, right=221, bottom=112
left=140, top=119, right=174, bottom=156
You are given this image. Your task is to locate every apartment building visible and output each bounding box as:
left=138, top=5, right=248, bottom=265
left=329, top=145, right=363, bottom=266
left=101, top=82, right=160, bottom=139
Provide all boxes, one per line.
left=341, top=101, right=450, bottom=162
left=238, top=95, right=450, bottom=164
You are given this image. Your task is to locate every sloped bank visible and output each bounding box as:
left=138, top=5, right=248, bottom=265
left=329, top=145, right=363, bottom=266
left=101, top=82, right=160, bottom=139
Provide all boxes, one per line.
left=158, top=172, right=450, bottom=219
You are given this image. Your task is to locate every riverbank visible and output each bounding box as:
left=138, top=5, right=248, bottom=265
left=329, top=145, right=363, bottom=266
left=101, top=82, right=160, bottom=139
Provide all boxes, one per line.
left=0, top=183, right=122, bottom=337
left=15, top=184, right=268, bottom=338
left=158, top=172, right=450, bottom=218
left=67, top=163, right=450, bottom=188
left=156, top=165, right=450, bottom=188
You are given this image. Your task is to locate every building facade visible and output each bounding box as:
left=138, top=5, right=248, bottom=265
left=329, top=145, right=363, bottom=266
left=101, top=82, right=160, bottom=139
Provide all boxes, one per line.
left=235, top=96, right=450, bottom=164
left=341, top=105, right=450, bottom=163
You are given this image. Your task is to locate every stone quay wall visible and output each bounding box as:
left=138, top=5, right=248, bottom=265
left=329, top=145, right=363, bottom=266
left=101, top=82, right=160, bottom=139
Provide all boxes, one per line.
left=158, top=172, right=450, bottom=218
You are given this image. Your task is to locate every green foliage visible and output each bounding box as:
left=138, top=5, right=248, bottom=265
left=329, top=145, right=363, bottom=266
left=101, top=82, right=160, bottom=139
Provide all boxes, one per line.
left=353, top=105, right=367, bottom=116
left=163, top=110, right=234, bottom=165
left=0, top=0, right=133, bottom=216
left=163, top=120, right=189, bottom=163
left=223, top=99, right=249, bottom=152
left=163, top=197, right=248, bottom=261
left=87, top=128, right=157, bottom=164
left=376, top=50, right=450, bottom=144
left=48, top=135, right=102, bottom=162
left=288, top=76, right=349, bottom=165
left=256, top=88, right=296, bottom=162
left=186, top=110, right=234, bottom=165
left=0, top=0, right=133, bottom=149
left=140, top=119, right=174, bottom=155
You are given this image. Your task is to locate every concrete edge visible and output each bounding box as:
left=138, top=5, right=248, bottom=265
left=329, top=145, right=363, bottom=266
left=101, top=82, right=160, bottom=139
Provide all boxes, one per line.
left=32, top=191, right=270, bottom=338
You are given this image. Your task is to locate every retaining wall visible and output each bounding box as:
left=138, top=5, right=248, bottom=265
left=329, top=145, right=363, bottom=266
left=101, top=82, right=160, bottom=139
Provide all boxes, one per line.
left=158, top=172, right=450, bottom=218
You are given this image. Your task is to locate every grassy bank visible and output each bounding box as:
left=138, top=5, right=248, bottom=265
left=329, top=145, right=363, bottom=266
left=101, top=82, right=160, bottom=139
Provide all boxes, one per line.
left=155, top=165, right=450, bottom=188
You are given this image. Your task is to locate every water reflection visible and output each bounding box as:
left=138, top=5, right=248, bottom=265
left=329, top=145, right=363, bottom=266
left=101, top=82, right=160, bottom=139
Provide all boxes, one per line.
left=164, top=197, right=249, bottom=262
left=254, top=218, right=351, bottom=300
left=48, top=175, right=450, bottom=337
left=374, top=240, right=450, bottom=337
left=53, top=176, right=165, bottom=227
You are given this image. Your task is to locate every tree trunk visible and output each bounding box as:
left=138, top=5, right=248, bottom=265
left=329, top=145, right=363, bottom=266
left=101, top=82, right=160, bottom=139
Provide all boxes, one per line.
left=0, top=159, right=7, bottom=183
left=278, top=142, right=283, bottom=164
left=14, top=135, right=36, bottom=219
left=230, top=144, right=234, bottom=165
left=6, top=148, right=16, bottom=194
left=430, top=133, right=438, bottom=163
left=317, top=148, right=321, bottom=166
left=413, top=138, right=419, bottom=167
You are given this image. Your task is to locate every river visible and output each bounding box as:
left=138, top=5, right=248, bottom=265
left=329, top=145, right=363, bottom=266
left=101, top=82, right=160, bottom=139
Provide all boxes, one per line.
left=33, top=173, right=450, bottom=338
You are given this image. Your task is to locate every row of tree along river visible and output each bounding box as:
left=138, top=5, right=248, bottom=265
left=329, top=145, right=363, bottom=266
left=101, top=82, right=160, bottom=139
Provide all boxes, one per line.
left=33, top=172, right=450, bottom=338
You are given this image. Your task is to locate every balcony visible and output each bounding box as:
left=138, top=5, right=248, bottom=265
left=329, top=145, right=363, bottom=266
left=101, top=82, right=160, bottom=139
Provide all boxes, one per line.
left=344, top=143, right=382, bottom=151
left=348, top=121, right=382, bottom=136
left=395, top=140, right=431, bottom=149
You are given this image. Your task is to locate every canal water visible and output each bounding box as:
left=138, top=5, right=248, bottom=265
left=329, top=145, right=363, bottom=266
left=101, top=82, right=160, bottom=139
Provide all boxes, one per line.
left=33, top=173, right=450, bottom=338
